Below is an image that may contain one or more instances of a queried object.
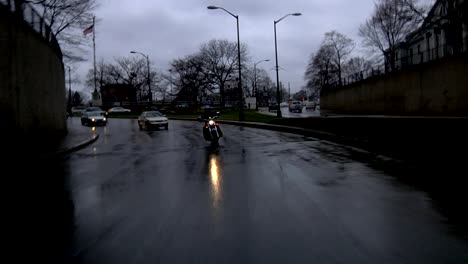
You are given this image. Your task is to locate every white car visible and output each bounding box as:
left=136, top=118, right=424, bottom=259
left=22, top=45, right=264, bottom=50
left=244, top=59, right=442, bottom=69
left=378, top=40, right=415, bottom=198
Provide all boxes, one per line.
left=289, top=101, right=303, bottom=113
left=138, top=111, right=169, bottom=130
left=108, top=107, right=131, bottom=113
left=305, top=101, right=316, bottom=110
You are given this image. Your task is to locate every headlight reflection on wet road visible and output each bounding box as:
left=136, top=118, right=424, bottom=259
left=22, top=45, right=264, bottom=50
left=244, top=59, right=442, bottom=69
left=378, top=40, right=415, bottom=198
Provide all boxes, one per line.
left=209, top=155, right=222, bottom=210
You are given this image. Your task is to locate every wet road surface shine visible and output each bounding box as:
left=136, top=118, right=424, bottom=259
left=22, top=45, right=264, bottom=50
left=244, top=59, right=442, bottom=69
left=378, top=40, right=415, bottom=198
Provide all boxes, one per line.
left=65, top=118, right=468, bottom=264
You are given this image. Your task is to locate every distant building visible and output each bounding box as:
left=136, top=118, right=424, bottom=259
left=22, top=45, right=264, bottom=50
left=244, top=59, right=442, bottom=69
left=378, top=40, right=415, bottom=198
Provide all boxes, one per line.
left=101, top=84, right=137, bottom=108
left=394, top=0, right=468, bottom=68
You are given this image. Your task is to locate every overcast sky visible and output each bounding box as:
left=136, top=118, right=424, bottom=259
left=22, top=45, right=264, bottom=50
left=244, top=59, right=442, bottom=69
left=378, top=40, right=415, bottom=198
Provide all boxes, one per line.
left=75, top=0, right=376, bottom=94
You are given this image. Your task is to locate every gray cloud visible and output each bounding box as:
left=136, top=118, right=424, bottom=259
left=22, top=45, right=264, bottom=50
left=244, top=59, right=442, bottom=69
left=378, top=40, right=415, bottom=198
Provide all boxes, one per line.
left=75, top=0, right=375, bottom=93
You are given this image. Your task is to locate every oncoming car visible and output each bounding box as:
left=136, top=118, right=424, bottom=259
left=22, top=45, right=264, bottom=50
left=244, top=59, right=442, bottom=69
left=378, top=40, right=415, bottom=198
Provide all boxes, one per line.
left=289, top=101, right=303, bottom=113
left=138, top=111, right=169, bottom=130
left=84, top=106, right=108, bottom=118
left=81, top=111, right=107, bottom=126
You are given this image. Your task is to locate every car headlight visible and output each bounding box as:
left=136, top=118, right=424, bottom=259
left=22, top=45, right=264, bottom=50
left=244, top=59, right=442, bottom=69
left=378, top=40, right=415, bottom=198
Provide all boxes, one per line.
left=208, top=120, right=215, bottom=126
left=103, top=117, right=107, bottom=121
left=92, top=118, right=95, bottom=122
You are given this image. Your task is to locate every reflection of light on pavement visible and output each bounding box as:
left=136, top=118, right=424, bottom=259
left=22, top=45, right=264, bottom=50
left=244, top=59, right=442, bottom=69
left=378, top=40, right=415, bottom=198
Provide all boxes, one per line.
left=211, top=158, right=219, bottom=186
left=103, top=126, right=108, bottom=144
left=209, top=155, right=222, bottom=209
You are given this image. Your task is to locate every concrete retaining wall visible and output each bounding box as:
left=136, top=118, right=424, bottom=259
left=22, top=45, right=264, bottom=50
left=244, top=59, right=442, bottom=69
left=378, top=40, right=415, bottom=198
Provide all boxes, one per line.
left=321, top=54, right=468, bottom=116
left=0, top=6, right=66, bottom=139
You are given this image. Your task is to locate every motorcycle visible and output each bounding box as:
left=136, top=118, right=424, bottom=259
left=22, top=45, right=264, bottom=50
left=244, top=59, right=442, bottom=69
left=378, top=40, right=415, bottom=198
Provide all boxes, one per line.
left=198, top=112, right=223, bottom=145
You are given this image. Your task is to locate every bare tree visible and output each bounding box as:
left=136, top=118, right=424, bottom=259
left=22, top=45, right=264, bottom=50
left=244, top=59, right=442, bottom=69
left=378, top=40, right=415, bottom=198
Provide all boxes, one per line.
left=398, top=0, right=433, bottom=21
left=304, top=45, right=338, bottom=97
left=343, top=57, right=374, bottom=77
left=85, top=56, right=159, bottom=102
left=200, top=39, right=248, bottom=108
left=169, top=54, right=212, bottom=108
left=26, top=0, right=97, bottom=63
left=323, top=31, right=355, bottom=85
left=358, top=0, right=429, bottom=70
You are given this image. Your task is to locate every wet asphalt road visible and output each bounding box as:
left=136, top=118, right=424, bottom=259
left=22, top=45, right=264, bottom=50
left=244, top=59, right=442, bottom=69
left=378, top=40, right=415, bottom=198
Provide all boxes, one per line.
left=62, top=118, right=468, bottom=264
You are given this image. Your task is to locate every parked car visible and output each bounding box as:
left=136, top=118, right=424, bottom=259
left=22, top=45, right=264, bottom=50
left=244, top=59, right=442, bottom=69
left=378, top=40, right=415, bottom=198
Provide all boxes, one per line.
left=280, top=102, right=288, bottom=107
left=305, top=101, right=316, bottom=110
left=289, top=101, right=303, bottom=113
left=81, top=111, right=107, bottom=126
left=71, top=106, right=86, bottom=115
left=108, top=107, right=131, bottom=113
left=138, top=111, right=168, bottom=130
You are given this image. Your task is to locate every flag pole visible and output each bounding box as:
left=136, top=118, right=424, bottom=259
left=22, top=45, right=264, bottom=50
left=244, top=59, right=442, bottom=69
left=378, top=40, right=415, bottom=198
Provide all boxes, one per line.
left=92, top=16, right=97, bottom=93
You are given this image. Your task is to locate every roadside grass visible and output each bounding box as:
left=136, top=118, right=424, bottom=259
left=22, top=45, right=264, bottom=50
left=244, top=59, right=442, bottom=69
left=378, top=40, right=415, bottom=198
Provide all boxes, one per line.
left=109, top=109, right=281, bottom=123
left=168, top=110, right=280, bottom=123
left=218, top=110, right=280, bottom=123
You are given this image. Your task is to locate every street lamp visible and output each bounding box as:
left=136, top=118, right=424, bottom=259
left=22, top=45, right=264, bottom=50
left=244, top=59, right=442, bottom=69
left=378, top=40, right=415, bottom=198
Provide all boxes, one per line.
left=254, top=59, right=269, bottom=111
left=274, top=12, right=301, bottom=117
left=207, top=5, right=244, bottom=121
left=130, top=51, right=152, bottom=106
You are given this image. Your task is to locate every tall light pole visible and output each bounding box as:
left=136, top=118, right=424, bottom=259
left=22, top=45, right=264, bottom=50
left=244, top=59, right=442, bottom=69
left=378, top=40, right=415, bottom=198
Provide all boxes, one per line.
left=254, top=59, right=269, bottom=111
left=130, top=51, right=152, bottom=106
left=207, top=5, right=244, bottom=121
left=274, top=12, right=301, bottom=117
left=67, top=66, right=72, bottom=115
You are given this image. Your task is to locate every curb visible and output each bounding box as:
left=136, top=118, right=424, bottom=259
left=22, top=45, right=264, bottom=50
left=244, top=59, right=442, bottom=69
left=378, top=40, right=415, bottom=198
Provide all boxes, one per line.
left=55, top=134, right=100, bottom=156
left=169, top=117, right=367, bottom=150
left=168, top=117, right=402, bottom=162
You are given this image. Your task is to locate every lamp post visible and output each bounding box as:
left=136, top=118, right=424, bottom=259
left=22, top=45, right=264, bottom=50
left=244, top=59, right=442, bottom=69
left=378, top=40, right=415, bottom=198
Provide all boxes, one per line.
left=207, top=5, right=244, bottom=121
left=68, top=66, right=72, bottom=115
left=254, top=59, right=269, bottom=111
left=130, top=51, right=152, bottom=106
left=274, top=12, right=301, bottom=117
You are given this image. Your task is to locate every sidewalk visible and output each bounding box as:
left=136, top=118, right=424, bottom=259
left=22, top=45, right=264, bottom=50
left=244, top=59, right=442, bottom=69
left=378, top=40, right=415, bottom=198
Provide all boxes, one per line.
left=54, top=117, right=99, bottom=156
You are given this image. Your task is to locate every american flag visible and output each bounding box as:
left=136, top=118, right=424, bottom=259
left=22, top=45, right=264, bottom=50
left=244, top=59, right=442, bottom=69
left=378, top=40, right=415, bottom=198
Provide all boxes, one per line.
left=83, top=24, right=94, bottom=36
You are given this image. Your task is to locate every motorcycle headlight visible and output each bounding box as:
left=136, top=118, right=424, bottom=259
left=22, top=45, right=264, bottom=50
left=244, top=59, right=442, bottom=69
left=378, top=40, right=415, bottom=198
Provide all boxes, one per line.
left=208, top=120, right=215, bottom=126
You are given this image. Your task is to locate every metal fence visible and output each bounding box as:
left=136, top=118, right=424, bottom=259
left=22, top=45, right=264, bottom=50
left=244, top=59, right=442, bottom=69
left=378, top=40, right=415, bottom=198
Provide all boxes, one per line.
left=0, top=0, right=62, bottom=59
left=323, top=39, right=467, bottom=94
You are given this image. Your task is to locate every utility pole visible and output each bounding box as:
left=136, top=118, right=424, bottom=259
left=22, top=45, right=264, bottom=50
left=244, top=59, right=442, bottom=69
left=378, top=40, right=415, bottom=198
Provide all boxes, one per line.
left=68, top=66, right=72, bottom=114
left=288, top=82, right=290, bottom=100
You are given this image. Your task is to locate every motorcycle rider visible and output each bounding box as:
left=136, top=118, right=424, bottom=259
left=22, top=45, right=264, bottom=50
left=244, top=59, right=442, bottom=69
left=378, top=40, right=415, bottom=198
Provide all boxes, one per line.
left=199, top=106, right=222, bottom=141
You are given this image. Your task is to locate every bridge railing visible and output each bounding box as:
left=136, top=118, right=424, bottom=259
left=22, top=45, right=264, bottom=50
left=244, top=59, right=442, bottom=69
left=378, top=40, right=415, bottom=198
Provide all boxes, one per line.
left=0, top=0, right=62, bottom=59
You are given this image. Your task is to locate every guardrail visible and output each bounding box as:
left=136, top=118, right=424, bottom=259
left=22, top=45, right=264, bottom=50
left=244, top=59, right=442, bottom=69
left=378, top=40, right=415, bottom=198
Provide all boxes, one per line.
left=0, top=0, right=62, bottom=60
